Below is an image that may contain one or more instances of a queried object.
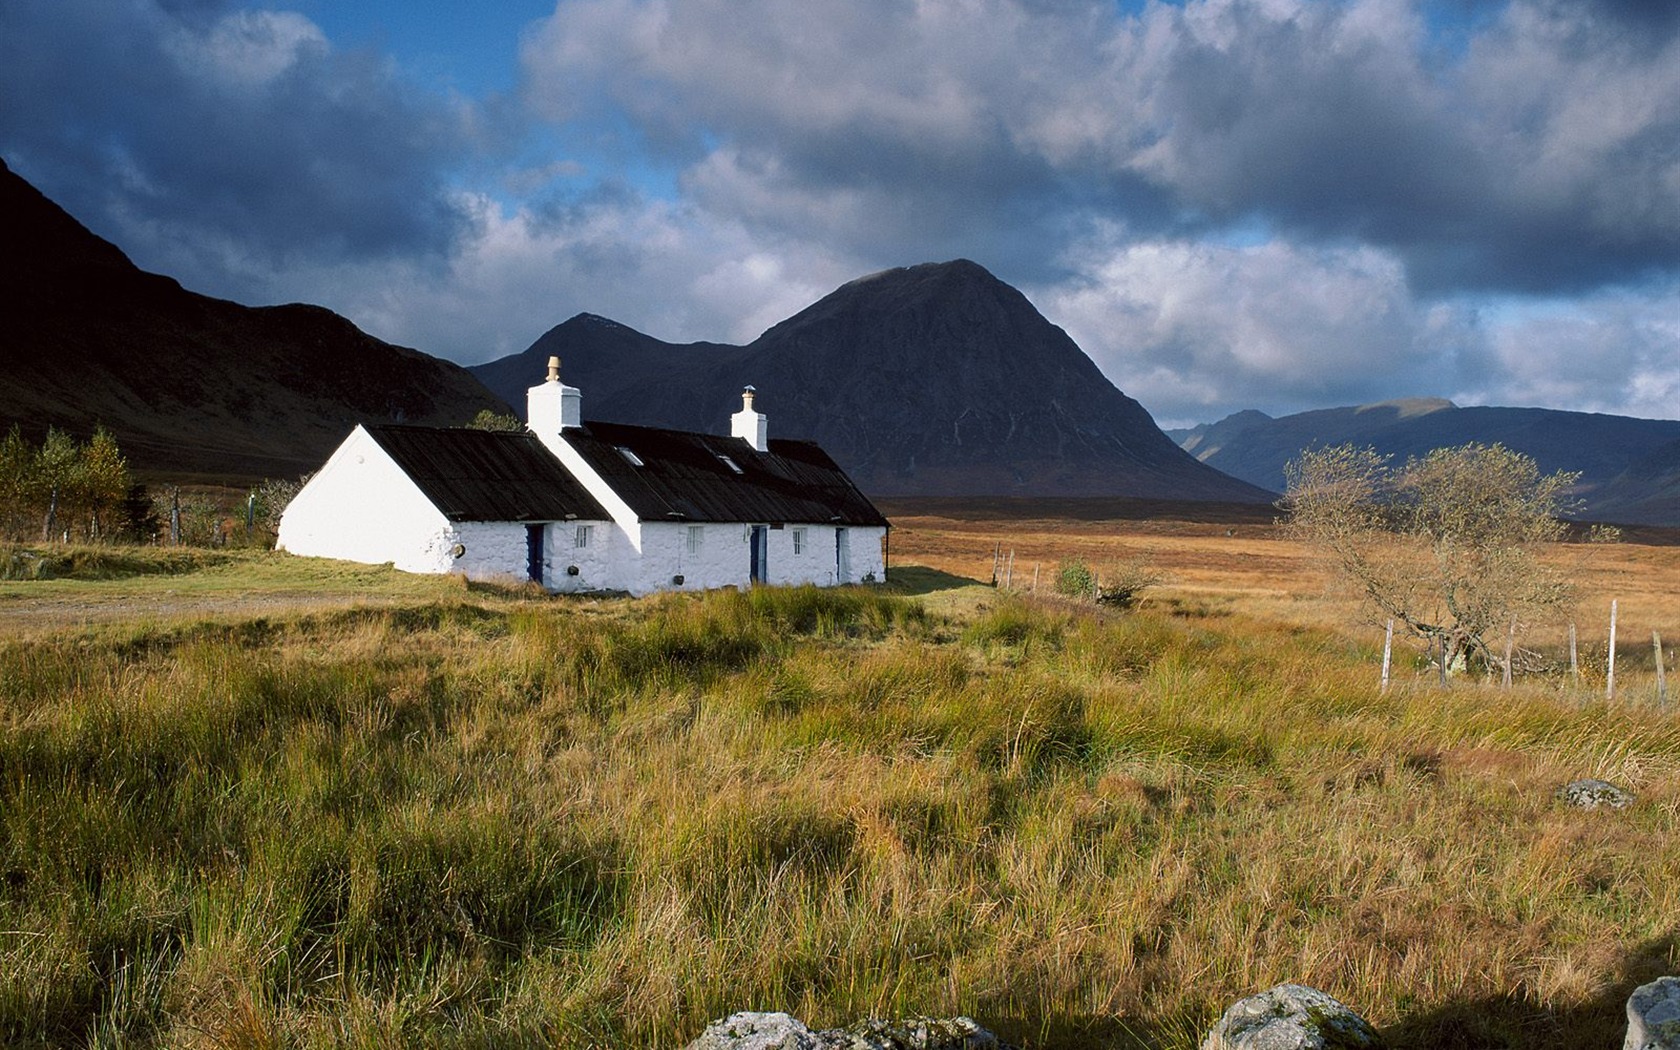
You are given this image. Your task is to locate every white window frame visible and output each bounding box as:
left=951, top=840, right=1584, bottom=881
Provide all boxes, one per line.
left=792, top=527, right=806, bottom=555
left=687, top=525, right=704, bottom=555
left=575, top=524, right=593, bottom=548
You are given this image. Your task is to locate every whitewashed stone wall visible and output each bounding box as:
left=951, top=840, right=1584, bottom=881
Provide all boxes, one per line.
left=628, top=521, right=746, bottom=595
left=432, top=520, right=531, bottom=584
left=790, top=525, right=885, bottom=585
left=278, top=427, right=457, bottom=575
left=854, top=525, right=888, bottom=583
left=614, top=521, right=888, bottom=596
left=543, top=519, right=620, bottom=593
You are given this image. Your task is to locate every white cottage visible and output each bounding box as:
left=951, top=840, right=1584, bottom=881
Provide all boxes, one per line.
left=279, top=359, right=890, bottom=595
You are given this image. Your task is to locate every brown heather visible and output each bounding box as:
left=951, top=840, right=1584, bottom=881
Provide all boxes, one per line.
left=1, top=547, right=1678, bottom=1047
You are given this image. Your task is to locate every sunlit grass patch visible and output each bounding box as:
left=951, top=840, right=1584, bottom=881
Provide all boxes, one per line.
left=1, top=582, right=1677, bottom=1047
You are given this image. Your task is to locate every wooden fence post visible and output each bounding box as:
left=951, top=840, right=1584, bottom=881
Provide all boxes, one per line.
left=1607, top=600, right=1618, bottom=702
left=1656, top=631, right=1668, bottom=708
left=1502, top=615, right=1516, bottom=689
left=1381, top=619, right=1393, bottom=692
left=1004, top=550, right=1014, bottom=590
left=1032, top=563, right=1039, bottom=594
left=1569, top=623, right=1579, bottom=686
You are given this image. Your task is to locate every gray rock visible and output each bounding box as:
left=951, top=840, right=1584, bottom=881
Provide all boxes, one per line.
left=1201, top=984, right=1383, bottom=1050
left=685, top=1014, right=1015, bottom=1050
left=1558, top=778, right=1636, bottom=810
left=832, top=1016, right=1012, bottom=1049
left=686, top=1012, right=823, bottom=1050
left=1626, top=977, right=1680, bottom=1050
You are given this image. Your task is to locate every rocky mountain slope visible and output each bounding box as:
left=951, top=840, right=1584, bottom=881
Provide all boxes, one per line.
left=474, top=261, right=1273, bottom=501
left=1168, top=399, right=1680, bottom=523
left=0, top=158, right=506, bottom=479
left=1588, top=438, right=1680, bottom=526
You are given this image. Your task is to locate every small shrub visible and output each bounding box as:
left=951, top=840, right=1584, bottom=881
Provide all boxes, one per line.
left=1053, top=558, right=1161, bottom=608
left=1054, top=560, right=1095, bottom=599
left=1093, top=559, right=1163, bottom=609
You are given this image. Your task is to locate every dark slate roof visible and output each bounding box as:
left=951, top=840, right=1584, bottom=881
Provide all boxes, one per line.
left=363, top=424, right=609, bottom=523
left=564, top=420, right=889, bottom=526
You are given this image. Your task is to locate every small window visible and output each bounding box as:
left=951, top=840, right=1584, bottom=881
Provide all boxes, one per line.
left=792, top=527, right=806, bottom=555
left=616, top=446, right=644, bottom=467
left=687, top=525, right=704, bottom=555
left=575, top=524, right=593, bottom=548
left=716, top=454, right=743, bottom=474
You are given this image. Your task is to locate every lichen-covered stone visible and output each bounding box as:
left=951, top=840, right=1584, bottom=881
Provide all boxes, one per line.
left=1201, top=984, right=1383, bottom=1050
left=685, top=1014, right=1015, bottom=1050
left=685, top=1012, right=823, bottom=1050
left=832, top=1016, right=1013, bottom=1049
left=1626, top=977, right=1680, bottom=1050
left=1558, top=778, right=1636, bottom=810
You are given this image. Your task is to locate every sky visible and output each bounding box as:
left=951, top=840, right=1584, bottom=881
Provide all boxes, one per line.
left=2, top=0, right=1677, bottom=429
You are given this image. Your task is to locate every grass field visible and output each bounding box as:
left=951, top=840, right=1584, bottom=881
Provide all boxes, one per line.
left=1, top=514, right=1678, bottom=1048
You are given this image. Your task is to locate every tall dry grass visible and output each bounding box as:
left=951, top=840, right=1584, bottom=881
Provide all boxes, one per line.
left=2, top=584, right=1676, bottom=1048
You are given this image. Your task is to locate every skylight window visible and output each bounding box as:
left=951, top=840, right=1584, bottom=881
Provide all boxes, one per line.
left=615, top=446, right=644, bottom=467
left=716, top=454, right=743, bottom=474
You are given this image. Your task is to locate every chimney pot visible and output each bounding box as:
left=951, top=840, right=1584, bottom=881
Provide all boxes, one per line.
left=731, top=384, right=767, bottom=452
left=528, top=358, right=581, bottom=441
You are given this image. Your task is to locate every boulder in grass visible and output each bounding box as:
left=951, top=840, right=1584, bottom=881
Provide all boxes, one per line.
left=1201, top=984, right=1383, bottom=1050
left=1626, top=977, right=1680, bottom=1050
left=685, top=1012, right=823, bottom=1050
left=834, top=1016, right=1013, bottom=1049
left=686, top=1014, right=1015, bottom=1050
left=1558, top=778, right=1636, bottom=810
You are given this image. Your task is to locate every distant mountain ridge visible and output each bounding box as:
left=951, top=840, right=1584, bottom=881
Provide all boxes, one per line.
left=474, top=261, right=1273, bottom=502
left=1169, top=400, right=1680, bottom=524
left=0, top=157, right=506, bottom=479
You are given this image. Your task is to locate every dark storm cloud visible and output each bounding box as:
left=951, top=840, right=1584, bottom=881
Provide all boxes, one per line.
left=522, top=0, right=1680, bottom=299
left=1, top=0, right=1672, bottom=426
left=0, top=0, right=476, bottom=293
left=1135, top=0, right=1680, bottom=294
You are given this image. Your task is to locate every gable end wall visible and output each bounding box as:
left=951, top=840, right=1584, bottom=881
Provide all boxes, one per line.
left=278, top=427, right=459, bottom=573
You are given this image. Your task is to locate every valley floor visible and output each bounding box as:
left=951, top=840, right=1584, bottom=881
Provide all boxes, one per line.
left=2, top=511, right=1679, bottom=1048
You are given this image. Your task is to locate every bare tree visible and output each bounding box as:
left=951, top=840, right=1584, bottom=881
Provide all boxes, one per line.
left=1283, top=442, right=1577, bottom=678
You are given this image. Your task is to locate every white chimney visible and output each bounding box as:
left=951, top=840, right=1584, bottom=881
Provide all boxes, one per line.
left=528, top=355, right=581, bottom=440
left=731, top=385, right=767, bottom=452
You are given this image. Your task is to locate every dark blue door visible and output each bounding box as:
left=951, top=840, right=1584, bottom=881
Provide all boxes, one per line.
left=526, top=524, right=543, bottom=583
left=750, top=526, right=768, bottom=584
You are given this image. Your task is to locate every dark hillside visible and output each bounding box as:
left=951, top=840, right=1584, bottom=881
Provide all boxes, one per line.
left=0, top=157, right=506, bottom=479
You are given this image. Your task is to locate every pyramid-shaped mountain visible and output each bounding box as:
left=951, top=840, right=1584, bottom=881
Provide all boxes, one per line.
left=473, top=261, right=1272, bottom=501
left=0, top=158, right=506, bottom=479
